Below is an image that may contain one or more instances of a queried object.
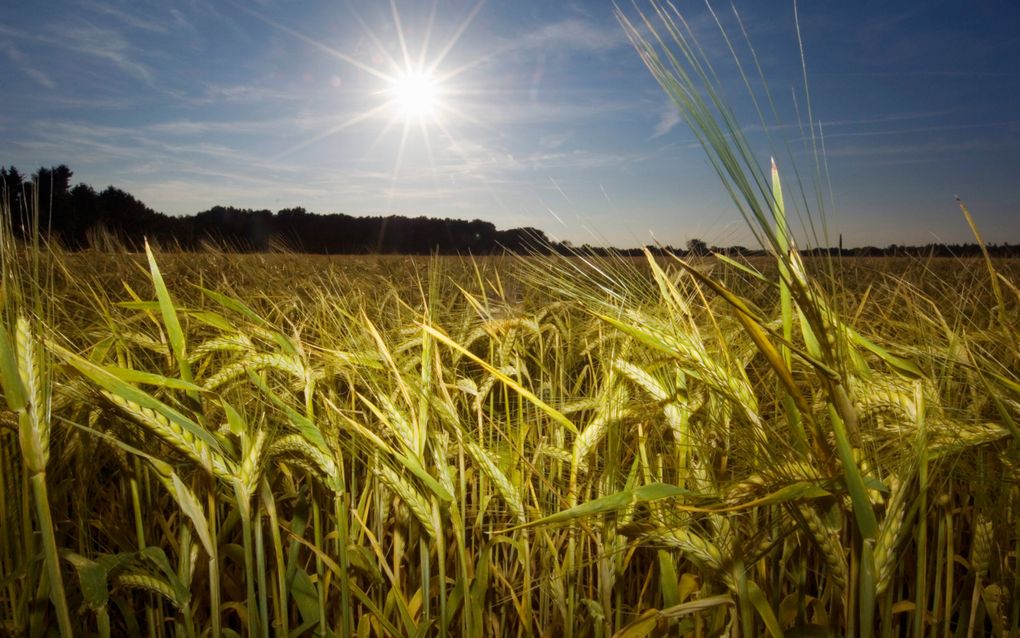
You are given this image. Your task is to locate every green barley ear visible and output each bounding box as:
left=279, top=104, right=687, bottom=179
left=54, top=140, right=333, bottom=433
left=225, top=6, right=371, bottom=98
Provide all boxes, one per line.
left=16, top=316, right=47, bottom=473
left=465, top=441, right=526, bottom=524
left=115, top=573, right=190, bottom=611
left=47, top=339, right=230, bottom=477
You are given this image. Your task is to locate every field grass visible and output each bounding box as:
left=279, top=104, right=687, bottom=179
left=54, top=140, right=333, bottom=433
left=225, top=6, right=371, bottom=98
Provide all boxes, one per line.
left=3, top=2, right=1019, bottom=636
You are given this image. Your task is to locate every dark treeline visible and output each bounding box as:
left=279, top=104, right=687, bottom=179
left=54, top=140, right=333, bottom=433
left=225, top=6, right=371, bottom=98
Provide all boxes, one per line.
left=3, top=164, right=1019, bottom=257
left=0, top=164, right=549, bottom=254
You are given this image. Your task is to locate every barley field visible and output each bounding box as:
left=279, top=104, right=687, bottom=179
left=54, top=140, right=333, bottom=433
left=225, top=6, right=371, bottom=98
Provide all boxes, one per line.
left=2, top=220, right=1019, bottom=637
left=3, top=4, right=1020, bottom=638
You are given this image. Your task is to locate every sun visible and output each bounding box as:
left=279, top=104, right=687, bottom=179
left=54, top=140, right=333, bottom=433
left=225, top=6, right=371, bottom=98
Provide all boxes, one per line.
left=255, top=0, right=489, bottom=190
left=389, top=70, right=440, bottom=121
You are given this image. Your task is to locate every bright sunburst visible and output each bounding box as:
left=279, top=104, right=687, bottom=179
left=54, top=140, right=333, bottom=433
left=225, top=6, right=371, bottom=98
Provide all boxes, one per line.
left=251, top=0, right=489, bottom=200
left=389, top=70, right=440, bottom=121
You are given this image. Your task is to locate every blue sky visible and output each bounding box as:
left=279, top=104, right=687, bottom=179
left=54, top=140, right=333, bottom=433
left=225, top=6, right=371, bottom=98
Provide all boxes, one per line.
left=2, top=0, right=1018, bottom=248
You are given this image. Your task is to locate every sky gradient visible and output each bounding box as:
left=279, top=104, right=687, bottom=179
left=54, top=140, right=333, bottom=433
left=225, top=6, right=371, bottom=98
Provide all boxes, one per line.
left=2, top=0, right=1018, bottom=248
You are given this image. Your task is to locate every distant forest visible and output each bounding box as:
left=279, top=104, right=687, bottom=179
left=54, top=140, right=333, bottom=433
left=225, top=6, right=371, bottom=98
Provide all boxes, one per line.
left=3, top=164, right=1019, bottom=257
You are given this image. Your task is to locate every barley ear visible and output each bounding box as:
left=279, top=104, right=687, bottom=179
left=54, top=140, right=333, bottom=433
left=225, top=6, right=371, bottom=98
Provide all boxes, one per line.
left=970, top=515, right=993, bottom=576
left=16, top=316, right=48, bottom=473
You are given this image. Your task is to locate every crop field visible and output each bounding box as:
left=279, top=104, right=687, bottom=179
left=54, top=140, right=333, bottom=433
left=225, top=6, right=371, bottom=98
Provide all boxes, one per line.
left=3, top=3, right=1019, bottom=637
left=2, top=225, right=1019, bottom=637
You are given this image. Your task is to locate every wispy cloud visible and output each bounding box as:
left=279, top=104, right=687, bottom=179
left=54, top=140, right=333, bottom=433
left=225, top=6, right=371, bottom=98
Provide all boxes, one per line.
left=185, top=82, right=306, bottom=106
left=823, top=138, right=1014, bottom=160
left=744, top=109, right=958, bottom=135
left=2, top=43, right=55, bottom=89
left=651, top=101, right=680, bottom=139
left=17, top=120, right=297, bottom=178
left=483, top=95, right=638, bottom=125
left=82, top=1, right=168, bottom=33
left=515, top=17, right=627, bottom=54
left=440, top=137, right=649, bottom=180
left=58, top=23, right=153, bottom=81
left=809, top=120, right=1020, bottom=142
left=145, top=118, right=282, bottom=136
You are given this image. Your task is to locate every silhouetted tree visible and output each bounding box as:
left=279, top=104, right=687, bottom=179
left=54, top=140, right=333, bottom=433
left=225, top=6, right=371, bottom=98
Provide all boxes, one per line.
left=33, top=165, right=73, bottom=235
left=67, top=184, right=99, bottom=248
left=1, top=166, right=28, bottom=219
left=686, top=238, right=708, bottom=256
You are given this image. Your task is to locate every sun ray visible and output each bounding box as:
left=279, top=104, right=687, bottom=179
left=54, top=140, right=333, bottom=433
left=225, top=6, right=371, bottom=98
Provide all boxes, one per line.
left=344, top=0, right=403, bottom=74
left=365, top=115, right=405, bottom=159
left=427, top=0, right=486, bottom=75
left=274, top=102, right=393, bottom=160
left=389, top=0, right=413, bottom=70
left=418, top=0, right=439, bottom=69
left=435, top=51, right=504, bottom=85
left=234, top=2, right=392, bottom=82
left=386, top=119, right=413, bottom=208
left=434, top=101, right=498, bottom=135
left=417, top=117, right=441, bottom=189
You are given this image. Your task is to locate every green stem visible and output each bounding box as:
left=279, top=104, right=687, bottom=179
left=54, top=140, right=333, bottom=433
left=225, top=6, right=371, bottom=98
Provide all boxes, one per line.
left=177, top=522, right=195, bottom=638
left=260, top=482, right=288, bottom=634
left=333, top=492, right=353, bottom=638
left=129, top=461, right=158, bottom=638
left=96, top=605, right=111, bottom=638
left=208, top=490, right=221, bottom=638
left=29, top=471, right=73, bottom=637
left=254, top=501, right=269, bottom=638
left=234, top=485, right=260, bottom=638
left=734, top=558, right=754, bottom=638
left=311, top=493, right=326, bottom=637
left=914, top=384, right=928, bottom=638
left=859, top=540, right=877, bottom=638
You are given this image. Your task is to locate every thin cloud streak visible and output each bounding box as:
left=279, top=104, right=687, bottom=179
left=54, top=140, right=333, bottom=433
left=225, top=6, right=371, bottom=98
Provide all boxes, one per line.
left=2, top=44, right=55, bottom=89
left=810, top=120, right=1020, bottom=141
left=83, top=1, right=169, bottom=33
left=516, top=17, right=628, bottom=53
left=58, top=23, right=154, bottom=81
